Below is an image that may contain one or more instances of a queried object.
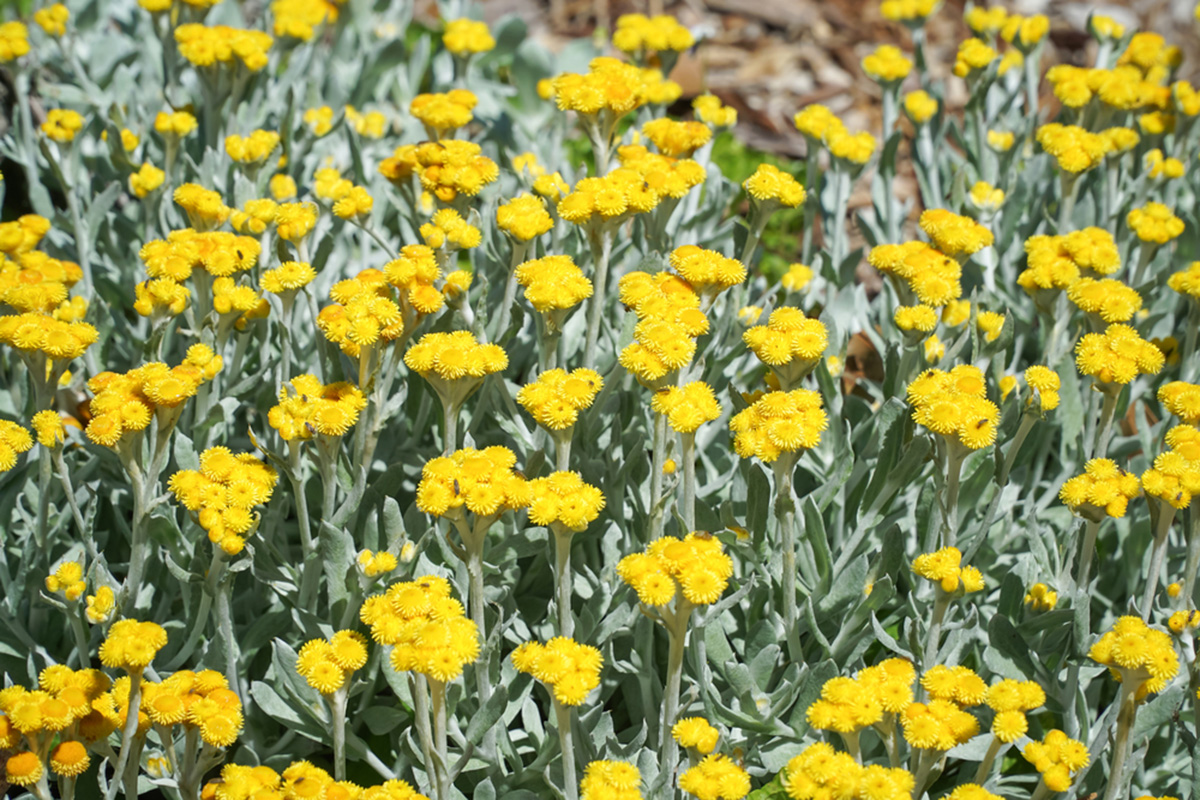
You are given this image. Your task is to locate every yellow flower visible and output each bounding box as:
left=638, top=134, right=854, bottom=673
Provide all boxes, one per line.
left=862, top=45, right=912, bottom=83
left=1024, top=582, right=1058, bottom=611
left=224, top=130, right=281, bottom=164
left=581, top=761, right=643, bottom=800
left=1075, top=324, right=1164, bottom=387
left=511, top=638, right=603, bottom=706
left=410, top=90, right=477, bottom=136
left=730, top=389, right=828, bottom=463
left=651, top=382, right=721, bottom=434
left=130, top=163, right=166, bottom=199
left=0, top=420, right=33, bottom=472
left=672, top=717, right=719, bottom=754
left=919, top=209, right=993, bottom=258
left=415, top=447, right=530, bottom=519
left=1036, top=123, right=1109, bottom=173
left=99, top=619, right=168, bottom=671
left=361, top=576, right=480, bottom=682
left=296, top=631, right=368, bottom=694
left=904, top=90, right=938, bottom=124
left=1060, top=458, right=1141, bottom=520
left=618, top=532, right=733, bottom=607
left=0, top=21, right=31, bottom=62
left=34, top=5, right=70, bottom=37
left=175, top=23, right=273, bottom=71
left=1127, top=202, right=1185, bottom=244
left=443, top=18, right=494, bottom=55
left=912, top=547, right=984, bottom=594
left=274, top=202, right=318, bottom=243
left=85, top=586, right=116, bottom=624
left=517, top=369, right=604, bottom=431
left=613, top=13, right=693, bottom=54
left=907, top=366, right=999, bottom=450
left=41, top=109, right=85, bottom=143
left=32, top=410, right=66, bottom=448
left=678, top=754, right=751, bottom=800
left=953, top=38, right=997, bottom=79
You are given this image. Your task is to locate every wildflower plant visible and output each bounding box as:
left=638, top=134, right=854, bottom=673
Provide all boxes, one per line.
left=3, top=3, right=1200, bottom=800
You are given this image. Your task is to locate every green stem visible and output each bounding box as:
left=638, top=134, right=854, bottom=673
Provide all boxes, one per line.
left=1141, top=505, right=1177, bottom=621
left=774, top=457, right=803, bottom=662
left=1183, top=507, right=1200, bottom=602
left=216, top=574, right=240, bottom=697
left=441, top=395, right=459, bottom=455
left=1091, top=389, right=1119, bottom=461
left=998, top=413, right=1037, bottom=486
left=554, top=699, right=579, bottom=800
left=1099, top=684, right=1138, bottom=800
left=68, top=605, right=91, bottom=668
left=166, top=549, right=222, bottom=671
left=554, top=528, right=575, bottom=638
left=1058, top=172, right=1079, bottom=231
left=430, top=679, right=450, bottom=800
left=924, top=592, right=951, bottom=668
left=555, top=429, right=573, bottom=473
left=660, top=599, right=691, bottom=794
left=52, top=448, right=88, bottom=539
left=331, top=685, right=349, bottom=781
left=102, top=670, right=143, bottom=800
left=583, top=228, right=613, bottom=370
left=494, top=241, right=529, bottom=341
left=35, top=443, right=53, bottom=549
left=1184, top=302, right=1200, bottom=383
left=679, top=432, right=696, bottom=533
left=801, top=146, right=819, bottom=264
left=738, top=209, right=770, bottom=268
left=410, top=675, right=438, bottom=800
left=942, top=442, right=966, bottom=549
left=973, top=737, right=1004, bottom=783
left=649, top=413, right=668, bottom=541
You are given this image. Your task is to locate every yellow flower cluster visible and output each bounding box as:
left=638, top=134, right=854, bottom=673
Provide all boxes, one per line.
left=1066, top=278, right=1142, bottom=323
left=174, top=24, right=273, bottom=72
left=421, top=208, right=481, bottom=250
left=669, top=245, right=746, bottom=297
left=0, top=213, right=51, bottom=256
left=140, top=229, right=261, bottom=280
left=968, top=181, right=1005, bottom=211
left=613, top=13, right=693, bottom=54
left=730, top=389, right=828, bottom=463
left=44, top=562, right=84, bottom=602
left=862, top=45, right=913, bottom=83
left=906, top=366, right=1001, bottom=450
left=918, top=210, right=993, bottom=259
left=952, top=38, right=997, bottom=79
left=985, top=679, right=1046, bottom=743
left=383, top=244, right=445, bottom=316
left=303, top=105, right=334, bottom=136
left=269, top=376, right=364, bottom=442
left=225, top=130, right=280, bottom=164
left=557, top=168, right=661, bottom=227
left=895, top=305, right=938, bottom=334
left=869, top=242, right=962, bottom=307
left=0, top=21, right=30, bottom=62
left=1168, top=262, right=1200, bottom=298
left=208, top=761, right=430, bottom=800
left=411, top=90, right=478, bottom=136
left=0, top=312, right=98, bottom=363
left=904, top=90, right=938, bottom=123
left=618, top=272, right=709, bottom=384
left=679, top=754, right=751, bottom=800
left=581, top=761, right=643, bottom=800
left=41, top=109, right=84, bottom=143
left=805, top=659, right=918, bottom=734
left=130, top=163, right=166, bottom=198
left=619, top=145, right=707, bottom=199
left=271, top=0, right=343, bottom=40
left=99, top=619, right=168, bottom=671
left=85, top=352, right=219, bottom=446
left=0, top=420, right=32, bottom=473
left=497, top=195, right=554, bottom=242
left=1046, top=64, right=1169, bottom=112
left=673, top=717, right=720, bottom=754
left=405, top=330, right=508, bottom=386
left=1019, top=230, right=1121, bottom=297
left=1023, top=365, right=1061, bottom=412
left=346, top=105, right=387, bottom=138
left=912, top=547, right=984, bottom=593
left=380, top=140, right=500, bottom=202
left=617, top=532, right=734, bottom=607
left=1036, top=123, right=1108, bottom=172
left=1159, top=382, right=1200, bottom=424
left=442, top=18, right=494, bottom=56
left=651, top=382, right=721, bottom=435
left=527, top=472, right=606, bottom=531
left=1145, top=148, right=1185, bottom=180
left=141, top=669, right=244, bottom=747
left=213, top=277, right=269, bottom=331
left=86, top=586, right=116, bottom=624
left=1024, top=582, right=1058, bottom=611
left=743, top=163, right=805, bottom=210
left=1168, top=609, right=1200, bottom=634
left=743, top=307, right=828, bottom=382
left=515, top=255, right=594, bottom=321
left=261, top=260, right=316, bottom=297
left=901, top=667, right=986, bottom=751
left=168, top=447, right=279, bottom=555
left=1060, top=458, right=1141, bottom=519
left=693, top=94, right=737, bottom=127
left=1075, top=324, right=1164, bottom=386
left=1127, top=201, right=1185, bottom=244
left=228, top=198, right=278, bottom=234
left=33, top=4, right=68, bottom=38
left=316, top=270, right=404, bottom=357
left=154, top=110, right=197, bottom=138
left=552, top=57, right=652, bottom=116
left=511, top=637, right=603, bottom=706
left=1141, top=433, right=1200, bottom=509
left=643, top=118, right=711, bottom=158
left=358, top=549, right=399, bottom=578
left=415, top=447, right=530, bottom=518
left=1022, top=730, right=1089, bottom=792
left=359, top=575, right=480, bottom=683
left=517, top=368, right=604, bottom=431
left=296, top=630, right=369, bottom=694
left=782, top=742, right=914, bottom=800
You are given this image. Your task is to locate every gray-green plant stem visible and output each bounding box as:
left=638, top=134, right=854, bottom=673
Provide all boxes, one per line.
left=288, top=443, right=314, bottom=557
left=973, top=737, right=1005, bottom=784
left=1058, top=173, right=1079, bottom=231
left=57, top=158, right=93, bottom=294
left=216, top=568, right=241, bottom=699
left=971, top=105, right=993, bottom=185
left=554, top=429, right=573, bottom=473
left=177, top=727, right=201, bottom=800
left=583, top=228, right=613, bottom=370
left=553, top=698, right=579, bottom=800
left=942, top=442, right=966, bottom=549
left=494, top=241, right=530, bottom=341
left=649, top=413, right=669, bottom=541
left=1183, top=507, right=1200, bottom=601
left=1183, top=302, right=1200, bottom=382
left=102, top=670, right=143, bottom=800
left=999, top=413, right=1037, bottom=486
left=827, top=168, right=852, bottom=271
left=554, top=527, right=575, bottom=638
left=1141, top=505, right=1177, bottom=621
left=1090, top=388, right=1119, bottom=461
left=331, top=685, right=349, bottom=781
left=679, top=432, right=696, bottom=533
left=923, top=591, right=951, bottom=668
left=410, top=674, right=437, bottom=799
left=660, top=597, right=692, bottom=796
left=454, top=519, right=496, bottom=752
left=430, top=679, right=451, bottom=800
left=1076, top=518, right=1102, bottom=592
left=68, top=604, right=91, bottom=669
left=441, top=395, right=459, bottom=455
left=915, top=124, right=943, bottom=208
left=1099, top=683, right=1138, bottom=800
left=1131, top=243, right=1157, bottom=288
left=801, top=145, right=820, bottom=263
left=167, top=549, right=223, bottom=671
left=773, top=456, right=804, bottom=662
left=52, top=448, right=88, bottom=539
left=35, top=444, right=53, bottom=549
left=738, top=208, right=771, bottom=268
